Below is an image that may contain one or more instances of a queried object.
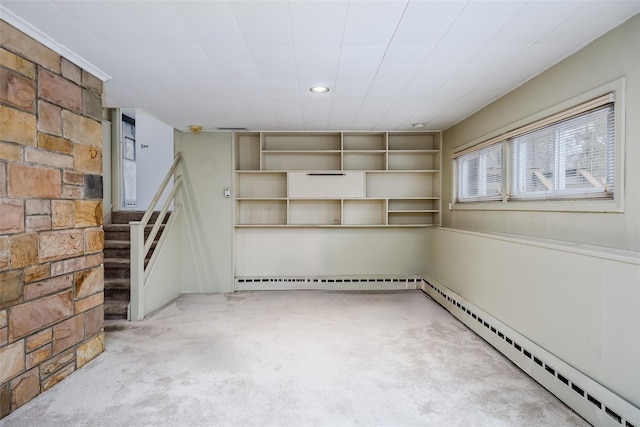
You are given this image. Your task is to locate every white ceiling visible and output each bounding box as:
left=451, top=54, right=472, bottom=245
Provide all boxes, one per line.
left=3, top=1, right=640, bottom=132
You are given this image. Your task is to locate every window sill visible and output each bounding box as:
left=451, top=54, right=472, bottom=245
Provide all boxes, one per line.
left=451, top=198, right=622, bottom=213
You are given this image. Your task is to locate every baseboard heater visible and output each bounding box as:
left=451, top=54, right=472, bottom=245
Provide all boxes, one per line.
left=419, top=274, right=640, bottom=427
left=234, top=276, right=421, bottom=291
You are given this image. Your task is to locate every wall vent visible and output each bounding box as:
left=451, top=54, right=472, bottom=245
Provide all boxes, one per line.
left=235, top=276, right=421, bottom=291
left=420, top=277, right=640, bottom=427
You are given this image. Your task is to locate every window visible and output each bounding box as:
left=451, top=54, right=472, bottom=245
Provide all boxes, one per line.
left=457, top=143, right=502, bottom=202
left=454, top=93, right=615, bottom=205
left=510, top=104, right=614, bottom=200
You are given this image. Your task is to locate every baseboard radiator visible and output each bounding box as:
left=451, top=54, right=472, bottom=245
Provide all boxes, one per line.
left=235, top=276, right=422, bottom=291
left=419, top=274, right=640, bottom=427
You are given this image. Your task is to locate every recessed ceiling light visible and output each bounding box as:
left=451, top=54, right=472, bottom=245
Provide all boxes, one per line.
left=412, top=123, right=425, bottom=129
left=310, top=86, right=329, bottom=94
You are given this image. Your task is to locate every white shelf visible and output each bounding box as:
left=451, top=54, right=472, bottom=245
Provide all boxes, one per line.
left=236, top=172, right=286, bottom=198
left=263, top=152, right=341, bottom=171
left=289, top=200, right=341, bottom=225
left=234, top=131, right=441, bottom=227
left=343, top=152, right=386, bottom=170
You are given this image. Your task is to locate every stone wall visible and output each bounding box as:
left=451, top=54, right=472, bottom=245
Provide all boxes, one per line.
left=0, top=20, right=105, bottom=418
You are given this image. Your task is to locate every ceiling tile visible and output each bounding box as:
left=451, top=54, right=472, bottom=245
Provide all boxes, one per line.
left=290, top=1, right=348, bottom=47
left=339, top=45, right=387, bottom=66
left=295, top=46, right=341, bottom=68
left=341, top=1, right=406, bottom=46
left=263, top=80, right=303, bottom=102
left=171, top=1, right=244, bottom=43
left=515, top=1, right=589, bottom=19
left=395, top=79, right=447, bottom=102
left=3, top=0, right=638, bottom=131
left=490, top=18, right=565, bottom=44
left=331, top=80, right=371, bottom=102
left=364, top=80, right=408, bottom=103
left=382, top=44, right=436, bottom=65
left=248, top=45, right=296, bottom=65
left=441, top=17, right=510, bottom=44
left=538, top=18, right=617, bottom=45
left=575, top=1, right=640, bottom=19
left=254, top=64, right=298, bottom=81
left=392, top=1, right=466, bottom=44
left=335, top=65, right=379, bottom=82
left=375, top=63, right=421, bottom=80
left=459, top=1, right=524, bottom=18
left=110, top=1, right=194, bottom=43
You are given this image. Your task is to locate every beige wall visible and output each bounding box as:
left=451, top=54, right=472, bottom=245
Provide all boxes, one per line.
left=442, top=13, right=640, bottom=252
left=429, top=13, right=640, bottom=409
left=175, top=131, right=234, bottom=293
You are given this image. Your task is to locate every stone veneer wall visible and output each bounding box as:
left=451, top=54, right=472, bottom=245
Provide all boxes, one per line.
left=0, top=21, right=105, bottom=418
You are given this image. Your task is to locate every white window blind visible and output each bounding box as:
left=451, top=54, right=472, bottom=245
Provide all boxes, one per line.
left=456, top=143, right=503, bottom=202
left=509, top=103, right=614, bottom=200
left=453, top=93, right=615, bottom=205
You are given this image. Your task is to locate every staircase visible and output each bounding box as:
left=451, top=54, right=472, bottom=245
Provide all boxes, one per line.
left=103, top=211, right=168, bottom=320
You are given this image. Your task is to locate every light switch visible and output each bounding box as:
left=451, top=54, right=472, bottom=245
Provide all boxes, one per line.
left=224, top=187, right=231, bottom=198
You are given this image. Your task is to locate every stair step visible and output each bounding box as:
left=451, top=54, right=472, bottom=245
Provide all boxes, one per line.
left=104, top=278, right=130, bottom=290
left=104, top=258, right=151, bottom=279
left=104, top=240, right=158, bottom=249
left=103, top=211, right=170, bottom=321
left=111, top=210, right=170, bottom=225
left=104, top=258, right=130, bottom=267
left=104, top=300, right=129, bottom=320
left=103, top=224, right=165, bottom=242
left=104, top=278, right=130, bottom=301
left=104, top=258, right=130, bottom=279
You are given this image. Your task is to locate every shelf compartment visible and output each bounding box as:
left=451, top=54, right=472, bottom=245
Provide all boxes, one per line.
left=388, top=152, right=438, bottom=170
left=263, top=153, right=341, bottom=171
left=235, top=133, right=261, bottom=170
left=289, top=200, right=341, bottom=225
left=388, top=199, right=439, bottom=211
left=388, top=132, right=439, bottom=150
left=343, top=133, right=386, bottom=150
left=343, top=200, right=386, bottom=225
left=263, top=133, right=341, bottom=151
left=236, top=200, right=287, bottom=225
left=388, top=211, right=435, bottom=226
left=366, top=172, right=436, bottom=198
left=288, top=172, right=365, bottom=198
left=236, top=172, right=286, bottom=198
left=343, top=152, right=386, bottom=170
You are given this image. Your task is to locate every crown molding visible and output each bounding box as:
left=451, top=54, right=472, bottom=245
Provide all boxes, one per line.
left=1, top=6, right=111, bottom=82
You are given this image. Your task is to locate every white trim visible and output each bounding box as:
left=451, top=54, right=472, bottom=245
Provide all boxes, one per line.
left=0, top=6, right=111, bottom=82
left=430, top=227, right=640, bottom=266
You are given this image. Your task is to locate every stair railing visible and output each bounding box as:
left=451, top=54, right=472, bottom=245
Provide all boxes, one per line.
left=129, top=152, right=183, bottom=321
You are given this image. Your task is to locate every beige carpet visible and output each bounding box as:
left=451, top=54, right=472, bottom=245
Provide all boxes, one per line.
left=3, top=290, right=588, bottom=426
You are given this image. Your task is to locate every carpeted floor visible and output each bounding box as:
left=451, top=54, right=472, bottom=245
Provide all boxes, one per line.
left=2, top=290, right=588, bottom=426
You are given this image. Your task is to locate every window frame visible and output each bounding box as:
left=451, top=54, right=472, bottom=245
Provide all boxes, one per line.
left=451, top=79, right=625, bottom=213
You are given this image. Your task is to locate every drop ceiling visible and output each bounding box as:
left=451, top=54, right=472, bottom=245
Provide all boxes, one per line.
left=2, top=1, right=640, bottom=132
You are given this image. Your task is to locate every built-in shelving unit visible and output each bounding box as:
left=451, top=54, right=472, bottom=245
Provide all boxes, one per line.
left=234, top=131, right=441, bottom=227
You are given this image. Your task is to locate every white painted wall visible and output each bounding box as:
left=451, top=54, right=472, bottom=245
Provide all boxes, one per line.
left=424, top=227, right=640, bottom=408
left=135, top=110, right=174, bottom=211
left=235, top=228, right=428, bottom=277
left=430, top=14, right=640, bottom=408
left=175, top=131, right=234, bottom=293
left=142, top=206, right=185, bottom=316
left=441, top=14, right=640, bottom=252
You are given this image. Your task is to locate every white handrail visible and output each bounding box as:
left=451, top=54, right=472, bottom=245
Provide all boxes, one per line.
left=140, top=152, right=183, bottom=229
left=130, top=151, right=183, bottom=321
